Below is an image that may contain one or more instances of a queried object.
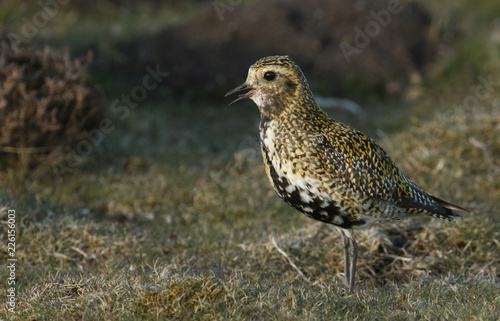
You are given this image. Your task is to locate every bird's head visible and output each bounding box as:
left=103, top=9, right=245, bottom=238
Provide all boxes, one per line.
left=225, top=55, right=314, bottom=117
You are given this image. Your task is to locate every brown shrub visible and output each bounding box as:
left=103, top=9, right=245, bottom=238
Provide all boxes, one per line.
left=0, top=33, right=106, bottom=173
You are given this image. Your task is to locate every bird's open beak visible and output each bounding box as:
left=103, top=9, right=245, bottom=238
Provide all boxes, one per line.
left=225, top=82, right=256, bottom=105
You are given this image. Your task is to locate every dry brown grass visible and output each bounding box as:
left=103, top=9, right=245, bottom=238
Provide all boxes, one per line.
left=1, top=0, right=499, bottom=320
left=1, top=93, right=498, bottom=318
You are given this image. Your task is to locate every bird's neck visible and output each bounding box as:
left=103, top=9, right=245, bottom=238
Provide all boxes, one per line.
left=257, top=85, right=320, bottom=127
left=259, top=100, right=328, bottom=142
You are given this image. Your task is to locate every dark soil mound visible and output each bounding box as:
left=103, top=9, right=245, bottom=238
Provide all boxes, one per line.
left=113, top=0, right=435, bottom=99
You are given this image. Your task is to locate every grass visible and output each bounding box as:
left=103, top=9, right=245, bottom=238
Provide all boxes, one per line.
left=1, top=1, right=500, bottom=320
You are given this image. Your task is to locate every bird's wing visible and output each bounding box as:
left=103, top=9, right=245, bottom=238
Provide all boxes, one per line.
left=315, top=121, right=467, bottom=219
left=316, top=122, right=409, bottom=202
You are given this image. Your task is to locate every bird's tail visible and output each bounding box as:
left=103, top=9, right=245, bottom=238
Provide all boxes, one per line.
left=431, top=196, right=470, bottom=220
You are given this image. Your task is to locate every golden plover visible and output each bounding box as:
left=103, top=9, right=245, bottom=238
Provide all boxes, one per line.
left=226, top=55, right=468, bottom=292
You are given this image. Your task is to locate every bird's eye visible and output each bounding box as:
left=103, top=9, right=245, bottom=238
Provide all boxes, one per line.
left=263, top=71, right=276, bottom=81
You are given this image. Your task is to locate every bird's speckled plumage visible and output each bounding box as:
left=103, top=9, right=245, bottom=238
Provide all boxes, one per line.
left=226, top=55, right=468, bottom=291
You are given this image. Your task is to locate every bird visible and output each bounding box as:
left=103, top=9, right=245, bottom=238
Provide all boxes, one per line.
left=225, top=55, right=469, bottom=293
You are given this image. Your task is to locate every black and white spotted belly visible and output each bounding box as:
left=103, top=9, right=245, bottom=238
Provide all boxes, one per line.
left=267, top=159, right=366, bottom=229
left=259, top=119, right=374, bottom=229
left=260, top=136, right=366, bottom=230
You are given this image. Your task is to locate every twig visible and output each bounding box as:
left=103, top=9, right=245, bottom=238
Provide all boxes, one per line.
left=0, top=145, right=55, bottom=154
left=271, top=236, right=311, bottom=283
left=469, top=137, right=500, bottom=171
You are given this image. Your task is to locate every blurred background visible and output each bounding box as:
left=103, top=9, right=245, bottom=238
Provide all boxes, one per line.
left=0, top=0, right=498, bottom=174
left=0, top=1, right=499, bottom=319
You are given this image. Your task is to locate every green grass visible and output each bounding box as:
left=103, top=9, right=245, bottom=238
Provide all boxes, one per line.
left=1, top=0, right=194, bottom=49
left=1, top=1, right=500, bottom=320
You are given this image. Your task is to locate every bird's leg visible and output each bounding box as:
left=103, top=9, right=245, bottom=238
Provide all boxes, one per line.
left=339, top=229, right=358, bottom=293
left=340, top=230, right=350, bottom=289
left=347, top=237, right=358, bottom=293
